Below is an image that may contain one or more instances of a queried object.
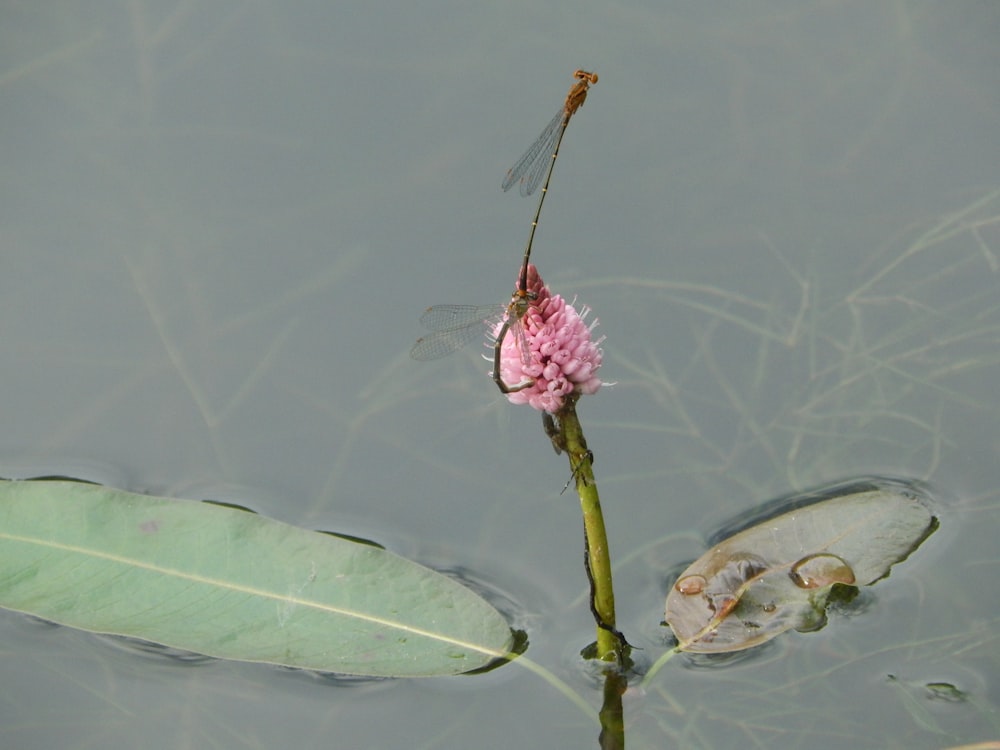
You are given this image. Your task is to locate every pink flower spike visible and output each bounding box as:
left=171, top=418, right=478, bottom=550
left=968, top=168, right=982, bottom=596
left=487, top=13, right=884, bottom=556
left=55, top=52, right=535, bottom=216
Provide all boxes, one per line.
left=490, top=265, right=604, bottom=412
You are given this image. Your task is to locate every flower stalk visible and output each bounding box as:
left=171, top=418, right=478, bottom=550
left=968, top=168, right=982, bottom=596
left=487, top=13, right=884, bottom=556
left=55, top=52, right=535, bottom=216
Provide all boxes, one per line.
left=553, top=394, right=623, bottom=663
left=495, top=265, right=624, bottom=664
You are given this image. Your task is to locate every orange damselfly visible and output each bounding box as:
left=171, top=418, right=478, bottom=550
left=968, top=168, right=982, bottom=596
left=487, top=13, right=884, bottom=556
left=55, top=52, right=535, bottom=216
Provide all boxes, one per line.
left=503, top=69, right=598, bottom=295
left=411, top=70, right=598, bottom=394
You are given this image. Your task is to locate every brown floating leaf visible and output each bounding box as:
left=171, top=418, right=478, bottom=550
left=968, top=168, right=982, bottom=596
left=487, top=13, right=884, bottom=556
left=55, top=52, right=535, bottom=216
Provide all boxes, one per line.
left=664, top=477, right=937, bottom=653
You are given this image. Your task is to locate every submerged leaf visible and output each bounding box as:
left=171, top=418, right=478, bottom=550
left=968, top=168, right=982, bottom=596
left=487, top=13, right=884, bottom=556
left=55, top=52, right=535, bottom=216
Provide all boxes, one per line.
left=664, top=477, right=937, bottom=653
left=0, top=479, right=514, bottom=676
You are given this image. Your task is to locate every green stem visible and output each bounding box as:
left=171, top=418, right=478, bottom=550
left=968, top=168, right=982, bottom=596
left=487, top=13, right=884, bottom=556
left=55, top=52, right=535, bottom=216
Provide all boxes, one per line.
left=554, top=393, right=622, bottom=663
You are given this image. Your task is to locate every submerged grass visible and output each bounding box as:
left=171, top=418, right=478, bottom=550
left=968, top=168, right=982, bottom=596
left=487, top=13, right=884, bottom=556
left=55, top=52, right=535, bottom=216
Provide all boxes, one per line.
left=601, top=190, right=1000, bottom=749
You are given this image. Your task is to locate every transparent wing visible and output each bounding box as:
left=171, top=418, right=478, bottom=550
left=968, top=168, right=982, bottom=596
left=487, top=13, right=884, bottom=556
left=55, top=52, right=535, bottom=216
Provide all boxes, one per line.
left=501, top=110, right=563, bottom=196
left=410, top=304, right=506, bottom=361
left=510, top=315, right=533, bottom=367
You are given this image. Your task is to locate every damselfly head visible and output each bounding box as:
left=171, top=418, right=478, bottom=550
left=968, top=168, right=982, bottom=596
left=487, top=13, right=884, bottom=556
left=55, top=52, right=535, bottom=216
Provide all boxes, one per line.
left=508, top=292, right=530, bottom=321
left=565, top=71, right=597, bottom=117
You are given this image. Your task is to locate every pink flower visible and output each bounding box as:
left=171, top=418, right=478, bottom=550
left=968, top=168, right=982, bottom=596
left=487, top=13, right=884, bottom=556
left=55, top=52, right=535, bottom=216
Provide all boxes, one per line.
left=490, top=265, right=604, bottom=412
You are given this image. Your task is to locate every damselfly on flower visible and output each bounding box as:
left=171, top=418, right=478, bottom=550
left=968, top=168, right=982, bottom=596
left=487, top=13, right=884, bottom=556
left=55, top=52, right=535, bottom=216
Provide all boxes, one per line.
left=493, top=264, right=604, bottom=413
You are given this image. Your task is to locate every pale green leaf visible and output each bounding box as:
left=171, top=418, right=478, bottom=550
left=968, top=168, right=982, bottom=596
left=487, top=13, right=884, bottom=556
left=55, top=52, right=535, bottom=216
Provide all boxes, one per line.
left=0, top=479, right=513, bottom=676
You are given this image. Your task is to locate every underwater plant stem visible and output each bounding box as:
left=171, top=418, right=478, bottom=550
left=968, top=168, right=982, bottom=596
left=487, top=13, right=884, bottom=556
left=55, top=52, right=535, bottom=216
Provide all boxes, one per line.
left=556, top=394, right=621, bottom=663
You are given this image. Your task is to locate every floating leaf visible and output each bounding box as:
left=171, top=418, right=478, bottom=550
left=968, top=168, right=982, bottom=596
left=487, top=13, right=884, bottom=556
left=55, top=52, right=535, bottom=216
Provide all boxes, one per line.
left=0, top=479, right=514, bottom=676
left=664, top=477, right=937, bottom=653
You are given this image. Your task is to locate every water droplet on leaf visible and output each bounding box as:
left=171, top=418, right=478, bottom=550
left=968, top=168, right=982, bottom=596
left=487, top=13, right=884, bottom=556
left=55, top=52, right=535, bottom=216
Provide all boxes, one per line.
left=675, top=575, right=706, bottom=595
left=789, top=553, right=855, bottom=589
